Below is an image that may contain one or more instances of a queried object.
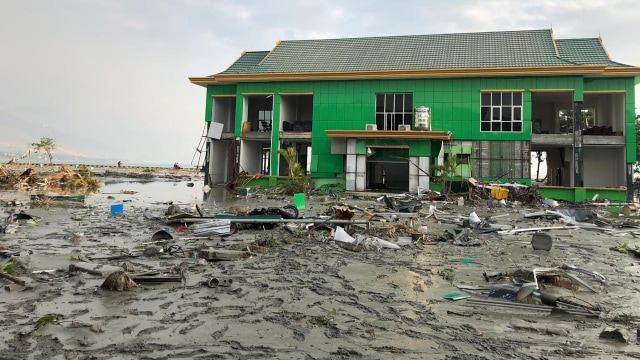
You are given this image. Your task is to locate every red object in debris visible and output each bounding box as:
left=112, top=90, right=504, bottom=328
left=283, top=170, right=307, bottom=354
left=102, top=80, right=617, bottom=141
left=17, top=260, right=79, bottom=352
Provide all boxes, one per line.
left=430, top=217, right=438, bottom=223
left=177, top=226, right=185, bottom=232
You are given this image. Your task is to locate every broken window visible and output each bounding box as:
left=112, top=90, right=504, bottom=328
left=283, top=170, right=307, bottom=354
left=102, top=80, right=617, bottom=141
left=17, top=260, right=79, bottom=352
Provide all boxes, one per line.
left=480, top=91, right=523, bottom=132
left=471, top=141, right=530, bottom=179
left=375, top=93, right=413, bottom=130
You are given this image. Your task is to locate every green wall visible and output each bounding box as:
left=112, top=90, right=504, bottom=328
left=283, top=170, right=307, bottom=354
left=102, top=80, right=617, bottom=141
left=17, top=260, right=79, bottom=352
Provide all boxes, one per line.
left=205, top=75, right=636, bottom=177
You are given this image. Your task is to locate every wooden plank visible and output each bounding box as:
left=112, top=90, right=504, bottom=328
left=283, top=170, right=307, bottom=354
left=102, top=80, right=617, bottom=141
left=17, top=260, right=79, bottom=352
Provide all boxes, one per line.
left=0, top=270, right=26, bottom=286
left=69, top=263, right=124, bottom=277
left=198, top=248, right=250, bottom=261
left=132, top=276, right=182, bottom=283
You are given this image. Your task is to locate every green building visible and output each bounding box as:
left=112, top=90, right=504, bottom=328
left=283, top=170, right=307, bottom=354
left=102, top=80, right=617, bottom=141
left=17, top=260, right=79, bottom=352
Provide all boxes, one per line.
left=190, top=29, right=640, bottom=201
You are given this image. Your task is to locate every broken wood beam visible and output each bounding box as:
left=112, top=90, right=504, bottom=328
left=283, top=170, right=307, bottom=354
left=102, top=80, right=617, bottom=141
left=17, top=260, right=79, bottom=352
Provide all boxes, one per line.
left=132, top=275, right=182, bottom=283
left=198, top=248, right=250, bottom=261
left=0, top=270, right=26, bottom=286
left=68, top=263, right=124, bottom=277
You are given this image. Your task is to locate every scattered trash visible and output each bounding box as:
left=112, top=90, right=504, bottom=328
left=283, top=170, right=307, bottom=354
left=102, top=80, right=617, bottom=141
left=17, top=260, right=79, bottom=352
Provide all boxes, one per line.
left=132, top=273, right=182, bottom=283
left=151, top=229, right=173, bottom=242
left=110, top=204, right=124, bottom=216
left=198, top=247, right=251, bottom=261
left=531, top=232, right=553, bottom=251
left=599, top=327, right=630, bottom=344
left=461, top=257, right=480, bottom=264
left=69, top=263, right=124, bottom=277
left=190, top=219, right=232, bottom=236
left=441, top=292, right=470, bottom=301
left=0, top=269, right=26, bottom=286
left=334, top=226, right=355, bottom=243
left=397, top=236, right=413, bottom=246
left=293, top=193, right=306, bottom=210
left=207, top=277, right=233, bottom=288
left=101, top=271, right=137, bottom=291
left=488, top=284, right=520, bottom=302
left=490, top=187, right=509, bottom=200
left=468, top=212, right=481, bottom=226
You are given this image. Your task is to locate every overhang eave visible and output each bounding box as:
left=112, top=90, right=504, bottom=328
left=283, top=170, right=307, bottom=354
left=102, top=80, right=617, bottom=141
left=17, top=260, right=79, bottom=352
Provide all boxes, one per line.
left=325, top=130, right=452, bottom=140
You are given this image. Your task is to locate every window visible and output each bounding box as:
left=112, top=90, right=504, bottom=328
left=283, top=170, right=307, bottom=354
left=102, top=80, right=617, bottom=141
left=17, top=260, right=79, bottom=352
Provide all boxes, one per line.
left=261, top=147, right=270, bottom=174
left=258, top=110, right=272, bottom=131
left=480, top=91, right=523, bottom=132
left=375, top=93, right=413, bottom=130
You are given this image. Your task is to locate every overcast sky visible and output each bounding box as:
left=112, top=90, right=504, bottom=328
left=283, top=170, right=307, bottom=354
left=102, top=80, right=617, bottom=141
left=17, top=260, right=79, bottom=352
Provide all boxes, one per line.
left=1, top=0, right=639, bottom=166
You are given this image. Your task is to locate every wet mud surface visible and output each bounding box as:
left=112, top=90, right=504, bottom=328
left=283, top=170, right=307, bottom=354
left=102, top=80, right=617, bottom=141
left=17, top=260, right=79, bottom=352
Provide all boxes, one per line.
left=2, top=177, right=640, bottom=359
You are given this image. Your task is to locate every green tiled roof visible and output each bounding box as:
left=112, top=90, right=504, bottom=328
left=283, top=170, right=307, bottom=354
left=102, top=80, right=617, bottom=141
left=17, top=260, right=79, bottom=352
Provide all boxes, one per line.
left=220, top=51, right=270, bottom=74
left=217, top=29, right=631, bottom=76
left=555, top=38, right=628, bottom=67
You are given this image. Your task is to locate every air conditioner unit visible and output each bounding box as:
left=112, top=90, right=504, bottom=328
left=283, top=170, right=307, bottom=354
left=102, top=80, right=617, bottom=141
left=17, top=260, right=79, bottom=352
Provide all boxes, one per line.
left=365, top=124, right=377, bottom=131
left=398, top=124, right=411, bottom=131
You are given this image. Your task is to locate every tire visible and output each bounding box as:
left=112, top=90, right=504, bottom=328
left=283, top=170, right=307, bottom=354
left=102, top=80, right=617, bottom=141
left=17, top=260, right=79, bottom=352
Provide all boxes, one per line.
left=279, top=204, right=299, bottom=219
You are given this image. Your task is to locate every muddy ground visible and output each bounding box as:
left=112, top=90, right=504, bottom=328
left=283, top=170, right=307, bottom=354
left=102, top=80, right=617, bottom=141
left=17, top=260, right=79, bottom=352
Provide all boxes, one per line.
left=1, top=175, right=640, bottom=359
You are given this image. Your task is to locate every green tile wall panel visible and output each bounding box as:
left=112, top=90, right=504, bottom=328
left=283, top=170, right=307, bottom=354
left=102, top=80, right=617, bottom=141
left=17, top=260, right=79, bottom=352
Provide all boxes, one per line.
left=317, top=154, right=343, bottom=173
left=310, top=154, right=319, bottom=172
left=214, top=75, right=634, bottom=178
left=407, top=141, right=432, bottom=157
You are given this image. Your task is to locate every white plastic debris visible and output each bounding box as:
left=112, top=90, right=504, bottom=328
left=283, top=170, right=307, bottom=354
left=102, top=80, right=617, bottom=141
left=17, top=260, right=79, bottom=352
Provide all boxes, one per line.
left=334, top=226, right=356, bottom=243
left=469, top=212, right=481, bottom=226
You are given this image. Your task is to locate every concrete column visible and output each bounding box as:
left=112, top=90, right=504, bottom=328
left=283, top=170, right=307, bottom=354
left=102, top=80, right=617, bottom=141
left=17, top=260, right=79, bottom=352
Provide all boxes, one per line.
left=356, top=154, right=366, bottom=191
left=418, top=156, right=430, bottom=191
left=409, top=156, right=419, bottom=193
left=345, top=139, right=357, bottom=191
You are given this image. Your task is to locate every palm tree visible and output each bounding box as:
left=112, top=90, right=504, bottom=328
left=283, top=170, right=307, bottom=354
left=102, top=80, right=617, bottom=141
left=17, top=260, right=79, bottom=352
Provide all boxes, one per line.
left=278, top=147, right=298, bottom=178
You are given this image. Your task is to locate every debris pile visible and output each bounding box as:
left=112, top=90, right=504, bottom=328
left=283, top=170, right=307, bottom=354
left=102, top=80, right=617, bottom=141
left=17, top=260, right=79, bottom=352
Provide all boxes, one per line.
left=0, top=165, right=99, bottom=193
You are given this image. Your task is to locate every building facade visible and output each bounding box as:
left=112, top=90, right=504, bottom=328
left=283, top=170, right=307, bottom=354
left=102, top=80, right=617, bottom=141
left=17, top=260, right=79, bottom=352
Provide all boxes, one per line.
left=190, top=29, right=639, bottom=200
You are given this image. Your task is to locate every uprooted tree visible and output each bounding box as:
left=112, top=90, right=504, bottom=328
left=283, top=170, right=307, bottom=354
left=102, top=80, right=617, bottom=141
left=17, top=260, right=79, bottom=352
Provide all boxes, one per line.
left=32, top=137, right=57, bottom=165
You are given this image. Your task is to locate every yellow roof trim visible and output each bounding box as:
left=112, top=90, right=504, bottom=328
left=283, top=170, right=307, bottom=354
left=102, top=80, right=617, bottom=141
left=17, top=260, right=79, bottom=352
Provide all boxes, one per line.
left=602, top=67, right=640, bottom=75
left=481, top=89, right=525, bottom=92
left=584, top=90, right=626, bottom=94
left=189, top=65, right=611, bottom=86
left=530, top=89, right=574, bottom=92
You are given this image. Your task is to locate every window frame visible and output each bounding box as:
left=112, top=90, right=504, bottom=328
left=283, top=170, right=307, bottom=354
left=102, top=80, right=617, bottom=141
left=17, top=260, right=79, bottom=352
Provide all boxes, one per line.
left=375, top=93, right=414, bottom=131
left=480, top=91, right=523, bottom=133
left=471, top=140, right=531, bottom=179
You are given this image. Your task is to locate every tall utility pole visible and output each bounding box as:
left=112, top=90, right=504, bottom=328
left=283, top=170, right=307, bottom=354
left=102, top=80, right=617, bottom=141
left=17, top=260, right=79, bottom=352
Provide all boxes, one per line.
left=573, top=102, right=584, bottom=187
